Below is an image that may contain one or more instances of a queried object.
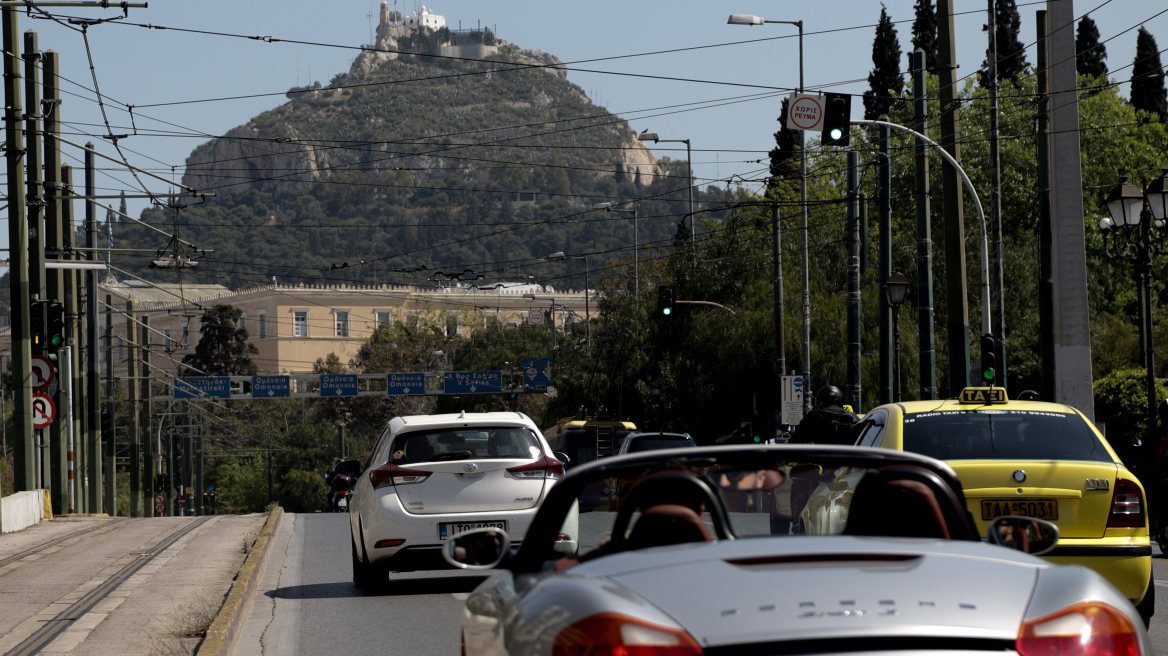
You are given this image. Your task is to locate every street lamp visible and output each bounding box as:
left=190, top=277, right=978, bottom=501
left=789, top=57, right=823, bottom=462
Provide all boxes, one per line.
left=728, top=13, right=810, bottom=411
left=523, top=292, right=557, bottom=351
left=884, top=271, right=910, bottom=403
left=637, top=130, right=695, bottom=267
left=547, top=251, right=590, bottom=349
left=595, top=202, right=639, bottom=297
left=1100, top=170, right=1168, bottom=435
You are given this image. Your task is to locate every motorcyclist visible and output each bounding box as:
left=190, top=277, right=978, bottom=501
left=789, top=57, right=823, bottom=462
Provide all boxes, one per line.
left=788, top=385, right=860, bottom=446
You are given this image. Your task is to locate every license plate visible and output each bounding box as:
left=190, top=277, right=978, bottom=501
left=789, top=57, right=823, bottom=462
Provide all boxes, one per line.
left=440, top=521, right=506, bottom=540
left=981, top=500, right=1058, bottom=521
left=338, top=497, right=348, bottom=507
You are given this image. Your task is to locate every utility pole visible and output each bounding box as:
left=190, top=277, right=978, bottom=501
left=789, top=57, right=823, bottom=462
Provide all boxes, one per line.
left=183, top=401, right=193, bottom=515
left=6, top=6, right=35, bottom=492
left=127, top=299, right=140, bottom=517
left=1035, top=11, right=1056, bottom=402
left=63, top=163, right=82, bottom=510
left=771, top=202, right=785, bottom=406
left=913, top=49, right=937, bottom=400
left=24, top=30, right=50, bottom=495
left=43, top=48, right=67, bottom=512
left=140, top=315, right=153, bottom=515
left=937, top=0, right=971, bottom=394
left=846, top=151, right=862, bottom=412
left=85, top=145, right=101, bottom=513
left=878, top=121, right=893, bottom=405
left=987, top=0, right=1007, bottom=389
left=105, top=292, right=116, bottom=514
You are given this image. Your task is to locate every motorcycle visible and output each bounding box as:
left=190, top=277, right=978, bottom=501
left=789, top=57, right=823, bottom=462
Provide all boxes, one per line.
left=326, top=458, right=361, bottom=513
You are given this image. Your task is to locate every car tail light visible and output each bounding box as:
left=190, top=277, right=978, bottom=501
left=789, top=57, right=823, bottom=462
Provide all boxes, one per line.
left=1016, top=602, right=1142, bottom=656
left=1107, top=478, right=1145, bottom=528
left=507, top=456, right=565, bottom=479
left=368, top=463, right=431, bottom=489
left=553, top=613, right=702, bottom=656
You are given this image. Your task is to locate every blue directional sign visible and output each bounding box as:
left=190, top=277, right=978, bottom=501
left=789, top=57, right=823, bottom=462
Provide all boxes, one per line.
left=252, top=375, right=291, bottom=398
left=523, top=358, right=555, bottom=393
left=387, top=373, right=426, bottom=396
left=320, top=374, right=359, bottom=397
left=444, top=370, right=502, bottom=394
left=175, top=377, right=230, bottom=399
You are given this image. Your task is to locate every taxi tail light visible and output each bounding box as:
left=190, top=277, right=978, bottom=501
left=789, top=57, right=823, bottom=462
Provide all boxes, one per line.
left=507, top=456, right=565, bottom=479
left=1107, top=478, right=1145, bottom=528
left=1015, top=602, right=1142, bottom=656
left=552, top=613, right=703, bottom=656
left=368, top=463, right=431, bottom=489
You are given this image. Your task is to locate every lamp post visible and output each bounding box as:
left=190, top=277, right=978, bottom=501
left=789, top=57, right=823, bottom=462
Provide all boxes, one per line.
left=637, top=131, right=695, bottom=267
left=885, top=271, right=910, bottom=403
left=727, top=13, right=810, bottom=411
left=523, top=293, right=557, bottom=351
left=1099, top=170, right=1168, bottom=433
left=595, top=203, right=638, bottom=298
left=547, top=251, right=589, bottom=349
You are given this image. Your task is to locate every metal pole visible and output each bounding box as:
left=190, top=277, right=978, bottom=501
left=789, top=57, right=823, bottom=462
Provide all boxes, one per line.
left=686, top=140, right=695, bottom=268
left=633, top=211, right=639, bottom=299
left=913, top=49, right=936, bottom=400
left=1036, top=10, right=1056, bottom=402
left=846, top=151, right=862, bottom=411
left=338, top=423, right=346, bottom=459
left=797, top=22, right=810, bottom=412
left=183, top=401, right=193, bottom=515
left=1142, top=221, right=1157, bottom=430
left=104, top=292, right=116, bottom=514
left=44, top=49, right=66, bottom=514
left=6, top=6, right=35, bottom=492
left=879, top=122, right=893, bottom=406
left=85, top=144, right=101, bottom=513
left=127, top=299, right=140, bottom=517
left=987, top=0, right=1007, bottom=389
left=772, top=202, right=786, bottom=406
left=140, top=315, right=152, bottom=514
left=584, top=257, right=590, bottom=349
left=63, top=342, right=75, bottom=513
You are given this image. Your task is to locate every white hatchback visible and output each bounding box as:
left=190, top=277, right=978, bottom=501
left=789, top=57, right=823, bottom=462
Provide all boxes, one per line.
left=350, top=411, right=578, bottom=592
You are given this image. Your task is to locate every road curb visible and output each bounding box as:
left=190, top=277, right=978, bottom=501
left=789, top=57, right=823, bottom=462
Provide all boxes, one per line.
left=197, top=507, right=284, bottom=656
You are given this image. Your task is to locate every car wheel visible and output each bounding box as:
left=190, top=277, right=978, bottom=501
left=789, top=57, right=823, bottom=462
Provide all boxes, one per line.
left=352, top=529, right=390, bottom=594
left=1137, top=577, right=1155, bottom=628
left=1155, top=526, right=1168, bottom=554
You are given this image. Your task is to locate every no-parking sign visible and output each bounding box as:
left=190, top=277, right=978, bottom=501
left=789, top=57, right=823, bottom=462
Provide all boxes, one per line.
left=32, top=392, right=56, bottom=429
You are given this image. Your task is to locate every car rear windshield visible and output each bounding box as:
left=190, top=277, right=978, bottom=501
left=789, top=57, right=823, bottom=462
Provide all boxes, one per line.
left=391, top=426, right=543, bottom=464
left=628, top=437, right=696, bottom=453
left=901, top=410, right=1112, bottom=462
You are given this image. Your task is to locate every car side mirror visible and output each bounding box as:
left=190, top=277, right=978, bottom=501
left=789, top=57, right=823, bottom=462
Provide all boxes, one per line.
left=443, top=527, right=510, bottom=570
left=554, top=451, right=570, bottom=464
left=986, top=516, right=1059, bottom=556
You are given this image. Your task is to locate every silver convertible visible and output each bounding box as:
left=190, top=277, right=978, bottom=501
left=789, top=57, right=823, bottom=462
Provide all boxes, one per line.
left=443, top=445, right=1150, bottom=656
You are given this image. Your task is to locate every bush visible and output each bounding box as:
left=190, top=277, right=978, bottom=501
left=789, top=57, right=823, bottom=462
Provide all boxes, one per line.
left=1094, top=368, right=1168, bottom=449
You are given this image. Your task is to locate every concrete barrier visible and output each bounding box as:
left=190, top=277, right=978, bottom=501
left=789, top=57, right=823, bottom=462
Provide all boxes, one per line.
left=1, top=490, right=47, bottom=533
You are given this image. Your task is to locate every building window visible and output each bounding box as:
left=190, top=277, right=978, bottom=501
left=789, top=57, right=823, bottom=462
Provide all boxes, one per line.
left=335, top=310, right=350, bottom=337
left=163, top=328, right=172, bottom=352
left=376, top=310, right=391, bottom=327
left=406, top=313, right=420, bottom=330
left=484, top=312, right=499, bottom=328
left=258, top=312, right=267, bottom=339
left=181, top=325, right=190, bottom=349
left=239, top=313, right=247, bottom=334
left=445, top=312, right=460, bottom=337
left=294, top=310, right=308, bottom=337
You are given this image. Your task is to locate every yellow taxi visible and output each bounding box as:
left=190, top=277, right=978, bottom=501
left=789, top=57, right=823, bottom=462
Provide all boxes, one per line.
left=856, top=387, right=1153, bottom=624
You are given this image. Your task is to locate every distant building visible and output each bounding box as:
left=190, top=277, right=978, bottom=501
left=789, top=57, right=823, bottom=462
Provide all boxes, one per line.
left=403, top=6, right=445, bottom=30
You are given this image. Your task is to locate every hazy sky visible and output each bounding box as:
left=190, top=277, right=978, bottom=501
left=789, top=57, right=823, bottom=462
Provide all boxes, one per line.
left=2, top=0, right=1164, bottom=260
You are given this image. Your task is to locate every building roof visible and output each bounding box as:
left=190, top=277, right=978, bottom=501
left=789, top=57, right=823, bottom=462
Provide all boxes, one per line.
left=102, top=280, right=232, bottom=306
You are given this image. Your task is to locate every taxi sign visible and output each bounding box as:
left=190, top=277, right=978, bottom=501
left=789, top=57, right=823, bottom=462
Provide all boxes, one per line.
left=958, top=387, right=1009, bottom=405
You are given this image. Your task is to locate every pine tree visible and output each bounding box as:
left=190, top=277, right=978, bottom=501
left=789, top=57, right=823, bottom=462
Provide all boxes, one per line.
left=1131, top=27, right=1167, bottom=123
left=980, top=0, right=1028, bottom=86
left=911, top=0, right=937, bottom=72
left=1076, top=16, right=1108, bottom=78
left=769, top=97, right=800, bottom=184
left=863, top=5, right=903, bottom=120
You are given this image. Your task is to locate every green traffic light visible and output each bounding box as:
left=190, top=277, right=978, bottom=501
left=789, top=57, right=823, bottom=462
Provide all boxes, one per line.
left=662, top=307, right=671, bottom=316
left=983, top=367, right=996, bottom=381
left=50, top=335, right=63, bottom=347
left=829, top=128, right=843, bottom=140
left=753, top=435, right=761, bottom=443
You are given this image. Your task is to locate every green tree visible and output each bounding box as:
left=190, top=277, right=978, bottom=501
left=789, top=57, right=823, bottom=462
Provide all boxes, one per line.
left=1093, top=369, right=1168, bottom=462
left=863, top=6, right=903, bottom=120
left=313, top=352, right=345, bottom=374
left=910, top=0, right=937, bottom=72
left=1131, top=27, right=1167, bottom=123
left=980, top=0, right=1028, bottom=86
left=1076, top=16, right=1108, bottom=78
left=181, top=305, right=258, bottom=376
left=216, top=457, right=269, bottom=513
left=769, top=97, right=800, bottom=184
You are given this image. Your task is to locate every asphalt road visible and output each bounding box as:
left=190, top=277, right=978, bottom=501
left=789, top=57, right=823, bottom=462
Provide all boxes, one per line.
left=236, top=512, right=489, bottom=656
left=1149, top=547, right=1168, bottom=653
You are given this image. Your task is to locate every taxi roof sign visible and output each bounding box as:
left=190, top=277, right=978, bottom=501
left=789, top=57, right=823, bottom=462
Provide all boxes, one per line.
left=958, top=387, right=1009, bottom=405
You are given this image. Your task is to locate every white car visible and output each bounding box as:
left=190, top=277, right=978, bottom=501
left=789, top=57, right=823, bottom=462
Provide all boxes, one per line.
left=349, top=411, right=577, bottom=592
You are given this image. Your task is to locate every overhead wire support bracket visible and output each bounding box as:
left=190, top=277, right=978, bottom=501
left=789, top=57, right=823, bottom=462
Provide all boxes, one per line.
left=54, top=135, right=199, bottom=193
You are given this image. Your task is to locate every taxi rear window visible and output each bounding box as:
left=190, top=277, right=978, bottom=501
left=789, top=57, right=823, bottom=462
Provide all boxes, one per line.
left=901, top=410, right=1112, bottom=462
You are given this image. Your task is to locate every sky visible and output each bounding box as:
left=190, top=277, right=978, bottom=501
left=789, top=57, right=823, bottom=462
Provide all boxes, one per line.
left=1, top=0, right=1165, bottom=263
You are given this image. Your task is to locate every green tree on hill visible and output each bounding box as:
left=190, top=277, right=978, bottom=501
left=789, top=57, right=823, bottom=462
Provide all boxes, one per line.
left=181, top=305, right=258, bottom=376
left=911, top=0, right=937, bottom=72
left=980, top=0, right=1028, bottom=86
left=864, top=6, right=903, bottom=120
left=1131, top=27, right=1167, bottom=123
left=1076, top=16, right=1108, bottom=78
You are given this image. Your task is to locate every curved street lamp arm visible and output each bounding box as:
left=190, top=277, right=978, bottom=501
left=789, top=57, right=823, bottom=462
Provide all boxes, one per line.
left=675, top=300, right=737, bottom=315
left=851, top=119, right=991, bottom=336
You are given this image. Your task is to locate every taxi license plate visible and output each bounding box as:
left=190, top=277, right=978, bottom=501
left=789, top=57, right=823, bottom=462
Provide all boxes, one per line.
left=439, top=521, right=506, bottom=540
left=981, top=500, right=1058, bottom=521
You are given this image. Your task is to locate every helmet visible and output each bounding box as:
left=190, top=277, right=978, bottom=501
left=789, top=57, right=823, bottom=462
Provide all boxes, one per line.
left=815, top=385, right=844, bottom=409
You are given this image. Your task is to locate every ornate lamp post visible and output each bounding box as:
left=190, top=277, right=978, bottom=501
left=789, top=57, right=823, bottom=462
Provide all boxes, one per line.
left=885, top=271, right=910, bottom=403
left=1099, top=170, right=1168, bottom=433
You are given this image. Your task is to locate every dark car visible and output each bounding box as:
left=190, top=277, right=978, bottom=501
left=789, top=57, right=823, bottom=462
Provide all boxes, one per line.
left=617, top=432, right=696, bottom=455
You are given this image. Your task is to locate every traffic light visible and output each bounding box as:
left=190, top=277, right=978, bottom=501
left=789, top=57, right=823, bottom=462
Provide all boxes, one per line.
left=980, top=334, right=997, bottom=385
left=29, top=303, right=46, bottom=352
left=656, top=286, right=674, bottom=317
left=46, top=301, right=65, bottom=351
left=821, top=92, right=852, bottom=147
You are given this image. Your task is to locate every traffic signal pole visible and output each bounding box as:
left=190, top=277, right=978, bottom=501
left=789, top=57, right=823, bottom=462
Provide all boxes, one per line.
left=85, top=145, right=102, bottom=512
left=128, top=299, right=140, bottom=517
left=44, top=49, right=67, bottom=513
left=104, top=293, right=116, bottom=514
left=141, top=315, right=153, bottom=515
left=5, top=6, right=35, bottom=492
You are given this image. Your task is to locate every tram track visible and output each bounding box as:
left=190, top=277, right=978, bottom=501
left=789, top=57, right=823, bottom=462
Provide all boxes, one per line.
left=0, top=520, right=126, bottom=572
left=3, top=516, right=213, bottom=656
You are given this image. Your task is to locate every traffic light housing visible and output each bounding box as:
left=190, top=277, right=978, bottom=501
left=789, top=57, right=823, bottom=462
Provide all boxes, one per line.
left=980, top=334, right=997, bottom=385
left=46, top=301, right=65, bottom=351
left=657, top=286, right=674, bottom=317
left=821, top=92, right=852, bottom=147
left=29, top=302, right=46, bottom=353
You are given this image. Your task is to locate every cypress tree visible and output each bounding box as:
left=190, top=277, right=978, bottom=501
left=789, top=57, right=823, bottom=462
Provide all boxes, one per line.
left=769, top=97, right=800, bottom=184
left=1075, top=16, right=1108, bottom=78
left=1131, top=27, right=1167, bottom=123
left=980, top=0, right=1028, bottom=86
left=863, top=5, right=903, bottom=120
left=911, top=0, right=937, bottom=72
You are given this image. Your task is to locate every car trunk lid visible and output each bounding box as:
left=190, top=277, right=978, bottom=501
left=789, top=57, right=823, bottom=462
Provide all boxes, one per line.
left=396, top=458, right=549, bottom=514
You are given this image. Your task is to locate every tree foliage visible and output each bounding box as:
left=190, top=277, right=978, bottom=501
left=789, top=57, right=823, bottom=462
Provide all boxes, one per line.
left=1076, top=16, right=1108, bottom=78
left=911, top=0, right=938, bottom=72
left=181, top=304, right=258, bottom=376
left=864, top=6, right=903, bottom=120
left=980, top=0, right=1028, bottom=86
left=1131, top=27, right=1167, bottom=123
left=769, top=97, right=800, bottom=184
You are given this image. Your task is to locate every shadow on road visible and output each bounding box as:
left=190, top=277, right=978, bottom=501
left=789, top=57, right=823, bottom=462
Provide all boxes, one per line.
left=270, top=574, right=490, bottom=599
